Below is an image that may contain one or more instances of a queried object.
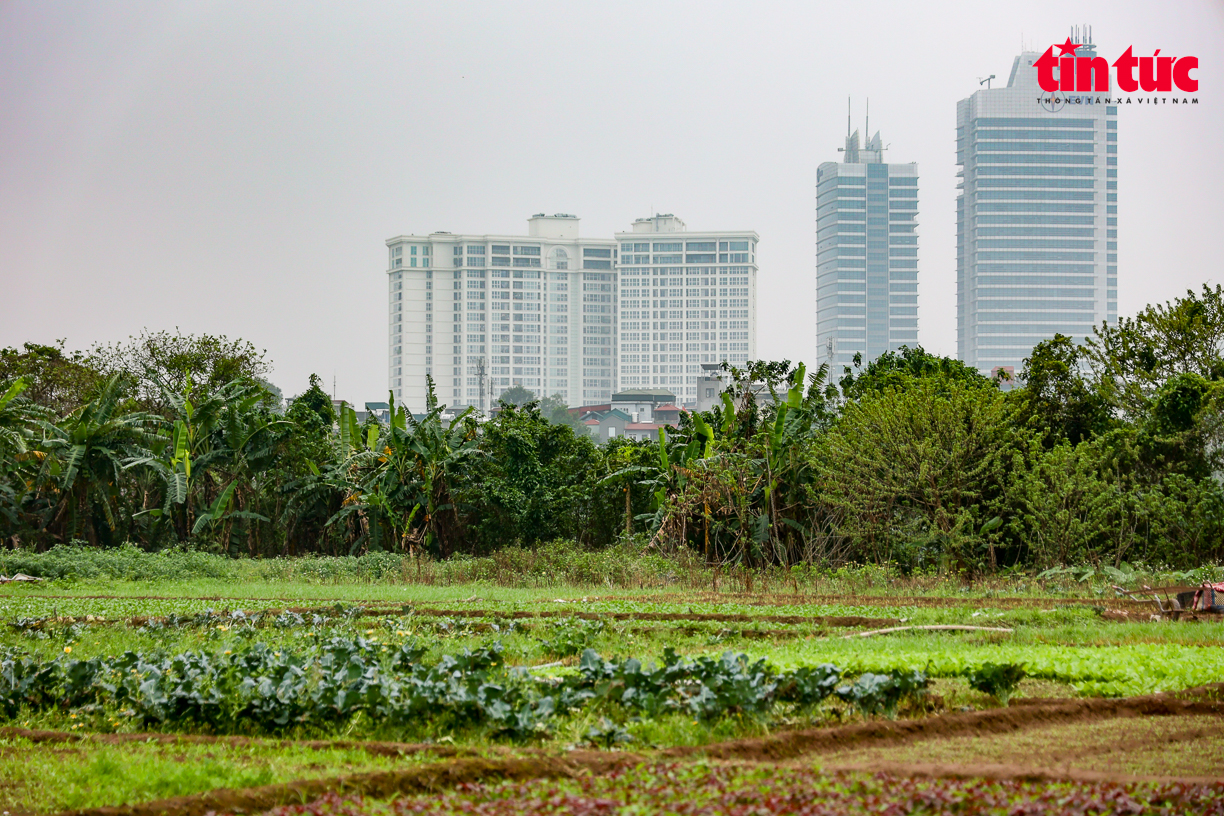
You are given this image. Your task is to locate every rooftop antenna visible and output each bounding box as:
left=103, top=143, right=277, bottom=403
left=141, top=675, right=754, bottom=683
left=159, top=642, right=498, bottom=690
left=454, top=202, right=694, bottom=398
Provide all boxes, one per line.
left=847, top=96, right=851, bottom=138
left=865, top=97, right=869, bottom=144
left=979, top=74, right=996, bottom=89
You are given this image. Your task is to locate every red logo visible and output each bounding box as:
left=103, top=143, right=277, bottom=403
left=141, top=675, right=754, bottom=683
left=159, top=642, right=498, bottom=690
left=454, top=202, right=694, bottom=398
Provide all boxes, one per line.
left=1034, top=42, right=1198, bottom=93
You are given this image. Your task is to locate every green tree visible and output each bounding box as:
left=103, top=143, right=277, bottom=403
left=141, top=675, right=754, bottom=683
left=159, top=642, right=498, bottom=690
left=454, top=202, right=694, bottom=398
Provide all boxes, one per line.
left=88, top=329, right=272, bottom=416
left=818, top=378, right=1018, bottom=572
left=1085, top=284, right=1224, bottom=419
left=839, top=345, right=990, bottom=403
left=498, top=385, right=536, bottom=407
left=1013, top=334, right=1111, bottom=447
left=35, top=374, right=160, bottom=546
left=290, top=374, right=337, bottom=427
left=0, top=341, right=103, bottom=415
left=462, top=400, right=603, bottom=550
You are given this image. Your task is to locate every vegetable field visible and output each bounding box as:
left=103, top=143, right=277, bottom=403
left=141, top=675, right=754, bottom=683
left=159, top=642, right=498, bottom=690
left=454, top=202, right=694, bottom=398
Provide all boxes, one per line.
left=0, top=568, right=1221, bottom=814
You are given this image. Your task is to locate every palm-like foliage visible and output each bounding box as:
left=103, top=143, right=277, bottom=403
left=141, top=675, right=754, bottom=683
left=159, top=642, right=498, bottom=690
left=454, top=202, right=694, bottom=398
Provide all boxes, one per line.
left=322, top=380, right=483, bottom=556
left=125, top=379, right=285, bottom=550
left=35, top=374, right=160, bottom=544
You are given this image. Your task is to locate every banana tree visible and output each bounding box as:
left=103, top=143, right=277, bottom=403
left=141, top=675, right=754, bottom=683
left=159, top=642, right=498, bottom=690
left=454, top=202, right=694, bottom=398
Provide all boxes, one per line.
left=327, top=379, right=482, bottom=557
left=36, top=374, right=160, bottom=545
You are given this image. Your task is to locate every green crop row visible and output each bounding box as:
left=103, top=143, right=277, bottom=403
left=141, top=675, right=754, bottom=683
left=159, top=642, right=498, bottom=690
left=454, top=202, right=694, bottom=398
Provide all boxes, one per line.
left=0, top=638, right=940, bottom=741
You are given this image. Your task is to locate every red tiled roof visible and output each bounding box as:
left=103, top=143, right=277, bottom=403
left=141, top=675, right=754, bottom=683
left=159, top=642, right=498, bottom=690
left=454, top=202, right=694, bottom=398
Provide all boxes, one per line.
left=625, top=423, right=669, bottom=430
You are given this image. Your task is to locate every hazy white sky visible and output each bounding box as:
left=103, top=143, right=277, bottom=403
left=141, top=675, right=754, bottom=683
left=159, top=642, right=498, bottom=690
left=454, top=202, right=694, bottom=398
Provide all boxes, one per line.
left=2, top=1, right=1221, bottom=404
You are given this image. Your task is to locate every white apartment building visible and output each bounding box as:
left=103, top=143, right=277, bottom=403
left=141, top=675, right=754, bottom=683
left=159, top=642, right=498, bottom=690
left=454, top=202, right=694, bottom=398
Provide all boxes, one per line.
left=615, top=215, right=758, bottom=405
left=386, top=214, right=617, bottom=413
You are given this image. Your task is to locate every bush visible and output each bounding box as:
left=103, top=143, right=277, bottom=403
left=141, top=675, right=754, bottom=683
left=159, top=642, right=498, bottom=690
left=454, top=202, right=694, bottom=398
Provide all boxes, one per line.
left=0, top=544, right=240, bottom=582
left=966, top=662, right=1026, bottom=705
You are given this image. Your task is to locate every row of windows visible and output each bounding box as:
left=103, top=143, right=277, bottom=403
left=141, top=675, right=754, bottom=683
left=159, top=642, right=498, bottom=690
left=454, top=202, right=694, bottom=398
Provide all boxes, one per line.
left=977, top=239, right=1094, bottom=249
left=974, top=117, right=1096, bottom=128
left=976, top=214, right=1096, bottom=224
left=974, top=163, right=1101, bottom=174
left=976, top=142, right=1095, bottom=153
left=976, top=177, right=1094, bottom=188
left=976, top=190, right=1095, bottom=201
left=976, top=299, right=1096, bottom=309
left=975, top=203, right=1096, bottom=215
left=978, top=250, right=1095, bottom=261
left=974, top=129, right=1094, bottom=140
left=978, top=227, right=1095, bottom=237
left=977, top=311, right=1097, bottom=322
left=976, top=153, right=1094, bottom=165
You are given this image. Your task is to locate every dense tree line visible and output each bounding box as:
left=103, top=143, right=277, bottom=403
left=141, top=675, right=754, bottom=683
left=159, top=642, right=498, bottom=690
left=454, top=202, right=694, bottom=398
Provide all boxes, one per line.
left=2, top=286, right=1223, bottom=572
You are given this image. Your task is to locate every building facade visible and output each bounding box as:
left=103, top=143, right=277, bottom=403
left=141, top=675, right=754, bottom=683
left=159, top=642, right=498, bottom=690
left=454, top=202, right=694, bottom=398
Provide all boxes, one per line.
left=386, top=214, right=617, bottom=413
left=614, top=214, right=758, bottom=404
left=816, top=130, right=920, bottom=370
left=957, top=45, right=1117, bottom=376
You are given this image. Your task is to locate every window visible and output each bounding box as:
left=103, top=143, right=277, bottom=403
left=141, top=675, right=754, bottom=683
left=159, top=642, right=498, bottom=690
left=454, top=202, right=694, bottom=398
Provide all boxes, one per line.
left=653, top=242, right=682, bottom=252
left=491, top=245, right=509, bottom=255
left=467, top=245, right=485, bottom=254
left=686, top=242, right=716, bottom=251
left=583, top=248, right=612, bottom=258
left=513, top=245, right=541, bottom=256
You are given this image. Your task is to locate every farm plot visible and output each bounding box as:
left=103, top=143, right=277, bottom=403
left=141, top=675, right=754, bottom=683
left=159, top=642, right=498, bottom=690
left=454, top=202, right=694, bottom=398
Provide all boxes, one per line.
left=0, top=579, right=1221, bottom=814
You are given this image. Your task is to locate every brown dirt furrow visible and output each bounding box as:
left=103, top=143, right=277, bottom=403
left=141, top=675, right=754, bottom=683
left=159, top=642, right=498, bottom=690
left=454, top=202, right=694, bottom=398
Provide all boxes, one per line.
left=813, top=759, right=1224, bottom=786
left=665, top=694, right=1224, bottom=762
left=556, top=591, right=1166, bottom=611
left=8, top=600, right=890, bottom=630
left=399, top=607, right=896, bottom=628
left=0, top=726, right=461, bottom=759
left=51, top=751, right=642, bottom=816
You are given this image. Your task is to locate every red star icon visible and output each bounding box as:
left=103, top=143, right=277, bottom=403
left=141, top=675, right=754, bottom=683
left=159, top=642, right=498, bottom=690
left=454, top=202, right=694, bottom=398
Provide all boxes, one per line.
left=1056, top=37, right=1080, bottom=57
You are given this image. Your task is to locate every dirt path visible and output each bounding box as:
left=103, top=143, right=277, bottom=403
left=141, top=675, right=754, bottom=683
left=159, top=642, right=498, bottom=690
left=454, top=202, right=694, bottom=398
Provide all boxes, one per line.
left=664, top=692, right=1224, bottom=763
left=11, top=599, right=896, bottom=630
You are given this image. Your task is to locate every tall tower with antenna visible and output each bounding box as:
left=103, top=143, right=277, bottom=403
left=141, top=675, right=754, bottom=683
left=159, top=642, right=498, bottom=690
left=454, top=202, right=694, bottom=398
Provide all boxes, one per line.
left=817, top=101, right=919, bottom=369
left=955, top=31, right=1117, bottom=377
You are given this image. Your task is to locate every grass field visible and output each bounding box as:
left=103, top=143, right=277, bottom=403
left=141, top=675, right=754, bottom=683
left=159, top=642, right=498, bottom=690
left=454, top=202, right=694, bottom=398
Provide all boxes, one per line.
left=0, top=553, right=1221, bottom=814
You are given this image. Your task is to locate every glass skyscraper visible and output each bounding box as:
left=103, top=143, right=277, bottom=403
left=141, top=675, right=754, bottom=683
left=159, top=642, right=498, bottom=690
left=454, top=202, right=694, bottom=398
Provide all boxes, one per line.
left=957, top=45, right=1118, bottom=378
left=816, top=130, right=920, bottom=370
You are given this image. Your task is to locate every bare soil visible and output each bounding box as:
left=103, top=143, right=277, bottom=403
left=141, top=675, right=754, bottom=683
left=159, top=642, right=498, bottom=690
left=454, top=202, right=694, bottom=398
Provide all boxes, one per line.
left=817, top=713, right=1224, bottom=781
left=664, top=691, right=1224, bottom=763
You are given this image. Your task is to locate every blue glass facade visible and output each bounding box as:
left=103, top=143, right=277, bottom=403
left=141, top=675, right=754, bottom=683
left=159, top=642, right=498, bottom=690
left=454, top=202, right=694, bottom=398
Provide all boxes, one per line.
left=957, top=49, right=1117, bottom=377
left=817, top=131, right=919, bottom=369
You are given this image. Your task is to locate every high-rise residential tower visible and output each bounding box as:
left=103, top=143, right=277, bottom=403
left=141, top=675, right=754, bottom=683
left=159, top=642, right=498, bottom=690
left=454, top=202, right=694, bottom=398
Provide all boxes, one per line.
left=816, top=128, right=919, bottom=370
left=957, top=42, right=1117, bottom=378
left=614, top=214, right=758, bottom=404
left=386, top=214, right=617, bottom=413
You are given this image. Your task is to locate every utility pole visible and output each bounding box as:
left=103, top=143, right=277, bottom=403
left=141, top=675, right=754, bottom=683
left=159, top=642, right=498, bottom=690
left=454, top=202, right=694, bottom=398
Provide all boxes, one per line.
left=476, top=356, right=486, bottom=415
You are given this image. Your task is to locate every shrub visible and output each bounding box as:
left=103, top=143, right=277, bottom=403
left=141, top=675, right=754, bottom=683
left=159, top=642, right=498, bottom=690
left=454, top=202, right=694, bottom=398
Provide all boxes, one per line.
left=966, top=662, right=1026, bottom=705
